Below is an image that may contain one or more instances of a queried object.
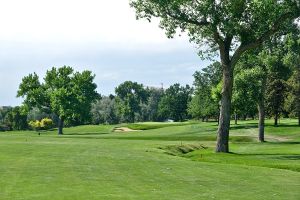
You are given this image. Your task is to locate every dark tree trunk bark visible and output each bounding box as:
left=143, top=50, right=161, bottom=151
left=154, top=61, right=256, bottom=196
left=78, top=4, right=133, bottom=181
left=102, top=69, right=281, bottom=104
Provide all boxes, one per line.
left=258, top=103, right=265, bottom=142
left=216, top=63, right=233, bottom=153
left=258, top=71, right=267, bottom=142
left=274, top=113, right=278, bottom=126
left=234, top=113, right=238, bottom=125
left=58, top=117, right=64, bottom=135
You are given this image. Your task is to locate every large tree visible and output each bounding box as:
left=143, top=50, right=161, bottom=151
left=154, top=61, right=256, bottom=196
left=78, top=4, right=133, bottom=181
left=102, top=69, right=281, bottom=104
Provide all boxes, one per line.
left=284, top=34, right=300, bottom=126
left=17, top=66, right=99, bottom=134
left=188, top=62, right=222, bottom=121
left=158, top=83, right=192, bottom=122
left=130, top=0, right=300, bottom=152
left=4, top=106, right=28, bottom=130
left=115, top=81, right=148, bottom=123
left=91, top=96, right=120, bottom=125
left=233, top=50, right=268, bottom=142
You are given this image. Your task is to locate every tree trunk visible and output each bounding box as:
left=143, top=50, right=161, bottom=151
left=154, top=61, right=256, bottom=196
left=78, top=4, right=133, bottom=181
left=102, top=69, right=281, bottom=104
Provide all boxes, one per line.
left=234, top=113, right=238, bottom=125
left=258, top=103, right=265, bottom=142
left=258, top=71, right=267, bottom=142
left=216, top=64, right=233, bottom=153
left=274, top=113, right=278, bottom=126
left=58, top=117, right=64, bottom=135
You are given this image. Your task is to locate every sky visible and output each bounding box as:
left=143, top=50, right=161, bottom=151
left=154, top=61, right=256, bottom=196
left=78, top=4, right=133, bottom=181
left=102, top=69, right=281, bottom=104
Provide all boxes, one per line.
left=0, top=0, right=210, bottom=106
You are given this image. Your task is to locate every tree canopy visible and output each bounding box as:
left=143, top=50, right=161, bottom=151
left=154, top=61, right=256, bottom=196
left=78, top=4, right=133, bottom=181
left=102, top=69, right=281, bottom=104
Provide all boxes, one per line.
left=17, top=66, right=99, bottom=134
left=115, top=81, right=148, bottom=123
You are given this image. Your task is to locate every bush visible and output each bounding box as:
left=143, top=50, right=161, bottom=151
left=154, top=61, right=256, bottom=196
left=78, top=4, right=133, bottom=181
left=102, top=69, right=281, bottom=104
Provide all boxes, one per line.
left=0, top=125, right=12, bottom=132
left=28, top=118, right=54, bottom=131
left=41, top=118, right=54, bottom=130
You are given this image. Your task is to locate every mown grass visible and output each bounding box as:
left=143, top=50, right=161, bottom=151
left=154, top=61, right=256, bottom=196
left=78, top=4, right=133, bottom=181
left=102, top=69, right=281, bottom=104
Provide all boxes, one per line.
left=0, top=119, right=299, bottom=200
left=126, top=121, right=197, bottom=130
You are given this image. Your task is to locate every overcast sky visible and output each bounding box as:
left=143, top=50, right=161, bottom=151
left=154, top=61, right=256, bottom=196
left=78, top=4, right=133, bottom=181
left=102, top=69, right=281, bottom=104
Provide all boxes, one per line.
left=0, top=0, right=210, bottom=106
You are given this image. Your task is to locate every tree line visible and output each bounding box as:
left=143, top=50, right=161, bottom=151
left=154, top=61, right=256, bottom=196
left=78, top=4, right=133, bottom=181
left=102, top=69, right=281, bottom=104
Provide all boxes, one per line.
left=1, top=38, right=299, bottom=136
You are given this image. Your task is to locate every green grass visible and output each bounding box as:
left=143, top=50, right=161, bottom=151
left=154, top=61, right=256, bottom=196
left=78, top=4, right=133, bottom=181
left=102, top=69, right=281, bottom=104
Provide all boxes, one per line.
left=126, top=121, right=197, bottom=130
left=0, top=119, right=299, bottom=199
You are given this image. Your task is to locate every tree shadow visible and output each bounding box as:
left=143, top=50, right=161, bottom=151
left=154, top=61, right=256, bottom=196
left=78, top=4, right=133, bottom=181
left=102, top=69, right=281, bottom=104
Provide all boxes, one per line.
left=64, top=132, right=110, bottom=136
left=266, top=141, right=300, bottom=145
left=230, top=125, right=258, bottom=130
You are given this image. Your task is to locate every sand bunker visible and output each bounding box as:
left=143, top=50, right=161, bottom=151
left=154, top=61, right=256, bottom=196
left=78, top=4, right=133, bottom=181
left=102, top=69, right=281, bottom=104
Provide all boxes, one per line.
left=113, top=127, right=141, bottom=132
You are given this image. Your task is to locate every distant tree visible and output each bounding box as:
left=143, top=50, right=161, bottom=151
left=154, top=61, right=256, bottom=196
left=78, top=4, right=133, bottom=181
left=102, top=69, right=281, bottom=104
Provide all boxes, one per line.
left=91, top=96, right=120, bottom=125
left=17, top=66, right=99, bottom=134
left=27, top=107, right=58, bottom=124
left=130, top=0, right=300, bottom=152
left=139, top=87, right=164, bottom=122
left=284, top=34, right=300, bottom=126
left=232, top=50, right=268, bottom=142
left=232, top=65, right=262, bottom=124
left=115, top=81, right=148, bottom=123
left=159, top=84, right=192, bottom=122
left=264, top=41, right=292, bottom=126
left=4, top=106, right=28, bottom=130
left=0, top=107, right=11, bottom=124
left=188, top=62, right=222, bottom=122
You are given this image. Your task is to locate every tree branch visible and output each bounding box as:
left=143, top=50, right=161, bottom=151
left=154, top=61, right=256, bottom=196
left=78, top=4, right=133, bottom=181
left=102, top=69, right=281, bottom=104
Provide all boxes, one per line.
left=231, top=12, right=296, bottom=67
left=165, top=8, right=209, bottom=27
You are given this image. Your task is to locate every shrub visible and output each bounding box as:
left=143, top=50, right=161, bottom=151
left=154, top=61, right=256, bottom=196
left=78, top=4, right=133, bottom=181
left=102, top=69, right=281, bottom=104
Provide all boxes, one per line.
left=41, top=118, right=54, bottom=130
left=28, top=118, right=54, bottom=131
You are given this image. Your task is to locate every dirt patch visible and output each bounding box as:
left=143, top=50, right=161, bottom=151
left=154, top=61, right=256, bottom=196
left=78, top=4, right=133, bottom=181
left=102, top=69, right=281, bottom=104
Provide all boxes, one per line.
left=113, top=127, right=141, bottom=132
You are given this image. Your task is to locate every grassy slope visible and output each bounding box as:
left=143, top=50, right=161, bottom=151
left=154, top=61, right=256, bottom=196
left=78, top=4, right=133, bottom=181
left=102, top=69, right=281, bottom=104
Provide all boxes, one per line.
left=0, top=119, right=299, bottom=200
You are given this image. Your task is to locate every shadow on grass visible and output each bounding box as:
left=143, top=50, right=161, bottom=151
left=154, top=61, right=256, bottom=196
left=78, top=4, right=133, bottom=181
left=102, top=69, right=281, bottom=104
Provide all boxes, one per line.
left=265, top=124, right=300, bottom=128
left=230, top=124, right=258, bottom=130
left=274, top=155, right=300, bottom=160
left=59, top=135, right=217, bottom=141
left=266, top=141, right=300, bottom=145
left=63, top=132, right=111, bottom=136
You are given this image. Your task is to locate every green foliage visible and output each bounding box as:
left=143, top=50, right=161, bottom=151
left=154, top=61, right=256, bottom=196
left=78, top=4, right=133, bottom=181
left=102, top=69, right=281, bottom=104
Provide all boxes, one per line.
left=91, top=96, right=120, bottom=125
left=158, top=83, right=192, bottom=121
left=115, top=81, right=148, bottom=123
left=283, top=34, right=300, bottom=122
left=263, top=40, right=292, bottom=123
left=232, top=66, right=262, bottom=118
left=139, top=87, right=164, bottom=122
left=188, top=62, right=222, bottom=120
left=41, top=118, right=54, bottom=130
left=17, top=66, right=100, bottom=134
left=4, top=106, right=28, bottom=130
left=28, top=120, right=41, bottom=131
left=130, top=0, right=300, bottom=58
left=29, top=118, right=54, bottom=131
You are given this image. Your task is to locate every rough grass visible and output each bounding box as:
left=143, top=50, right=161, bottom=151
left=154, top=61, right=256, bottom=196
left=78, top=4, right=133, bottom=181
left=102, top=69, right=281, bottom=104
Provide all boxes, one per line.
left=0, top=119, right=299, bottom=200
